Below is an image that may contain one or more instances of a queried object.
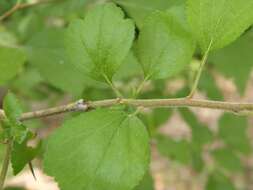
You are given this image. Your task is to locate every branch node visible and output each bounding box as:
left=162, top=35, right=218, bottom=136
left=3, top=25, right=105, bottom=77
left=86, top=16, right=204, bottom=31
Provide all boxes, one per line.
left=75, top=99, right=88, bottom=111
left=117, top=98, right=124, bottom=104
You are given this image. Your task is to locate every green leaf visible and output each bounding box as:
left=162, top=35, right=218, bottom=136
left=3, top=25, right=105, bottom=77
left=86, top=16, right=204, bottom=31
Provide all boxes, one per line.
left=156, top=134, right=191, bottom=164
left=3, top=92, right=22, bottom=124
left=187, top=0, right=253, bottom=52
left=114, top=51, right=143, bottom=80
left=212, top=148, right=243, bottom=172
left=43, top=109, right=150, bottom=190
left=134, top=173, right=154, bottom=190
left=180, top=108, right=213, bottom=146
left=209, top=30, right=253, bottom=94
left=11, top=141, right=40, bottom=175
left=114, top=0, right=185, bottom=28
left=206, top=171, right=236, bottom=190
left=26, top=28, right=90, bottom=95
left=136, top=11, right=194, bottom=79
left=3, top=92, right=29, bottom=143
left=10, top=123, right=28, bottom=144
left=218, top=114, right=251, bottom=155
left=65, top=3, right=135, bottom=82
left=0, top=46, right=26, bottom=86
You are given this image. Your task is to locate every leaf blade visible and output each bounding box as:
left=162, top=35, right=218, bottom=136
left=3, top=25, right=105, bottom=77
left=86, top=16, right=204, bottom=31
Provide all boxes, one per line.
left=187, top=0, right=253, bottom=52
left=136, top=11, right=195, bottom=79
left=65, top=3, right=135, bottom=82
left=43, top=109, right=150, bottom=190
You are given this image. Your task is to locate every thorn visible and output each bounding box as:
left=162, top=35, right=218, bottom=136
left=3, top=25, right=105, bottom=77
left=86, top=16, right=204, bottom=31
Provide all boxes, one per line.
left=28, top=161, right=37, bottom=181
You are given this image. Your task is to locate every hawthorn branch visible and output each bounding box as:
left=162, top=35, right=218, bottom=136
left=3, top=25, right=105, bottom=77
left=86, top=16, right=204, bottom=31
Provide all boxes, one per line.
left=0, top=0, right=56, bottom=21
left=0, top=98, right=253, bottom=122
left=20, top=99, right=89, bottom=121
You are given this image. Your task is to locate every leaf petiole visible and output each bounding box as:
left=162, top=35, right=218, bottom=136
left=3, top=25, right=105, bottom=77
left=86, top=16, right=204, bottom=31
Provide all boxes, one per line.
left=188, top=40, right=213, bottom=98
left=103, top=74, right=123, bottom=98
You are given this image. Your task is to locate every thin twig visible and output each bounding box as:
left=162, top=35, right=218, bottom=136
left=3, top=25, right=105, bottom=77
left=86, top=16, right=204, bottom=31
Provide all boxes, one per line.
left=0, top=141, right=12, bottom=190
left=0, top=98, right=252, bottom=122
left=20, top=99, right=88, bottom=121
left=0, top=0, right=55, bottom=21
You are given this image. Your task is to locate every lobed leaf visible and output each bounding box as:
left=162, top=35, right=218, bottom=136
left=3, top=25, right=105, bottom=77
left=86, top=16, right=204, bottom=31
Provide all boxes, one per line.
left=3, top=92, right=23, bottom=124
left=3, top=93, right=29, bottom=144
left=43, top=109, right=150, bottom=190
left=136, top=11, right=195, bottom=80
left=65, top=3, right=135, bottom=83
left=187, top=0, right=253, bottom=52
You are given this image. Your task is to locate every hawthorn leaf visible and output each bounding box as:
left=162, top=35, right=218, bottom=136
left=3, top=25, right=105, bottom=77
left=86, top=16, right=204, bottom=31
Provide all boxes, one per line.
left=218, top=114, right=251, bottom=155
left=3, top=92, right=29, bottom=144
left=212, top=148, right=243, bottom=172
left=3, top=92, right=23, bottom=124
left=65, top=3, right=135, bottom=83
left=43, top=109, right=150, bottom=190
left=206, top=171, right=236, bottom=190
left=187, top=0, right=253, bottom=52
left=26, top=28, right=90, bottom=95
left=209, top=30, right=253, bottom=94
left=136, top=11, right=194, bottom=79
left=11, top=141, right=40, bottom=175
left=0, top=46, right=26, bottom=86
